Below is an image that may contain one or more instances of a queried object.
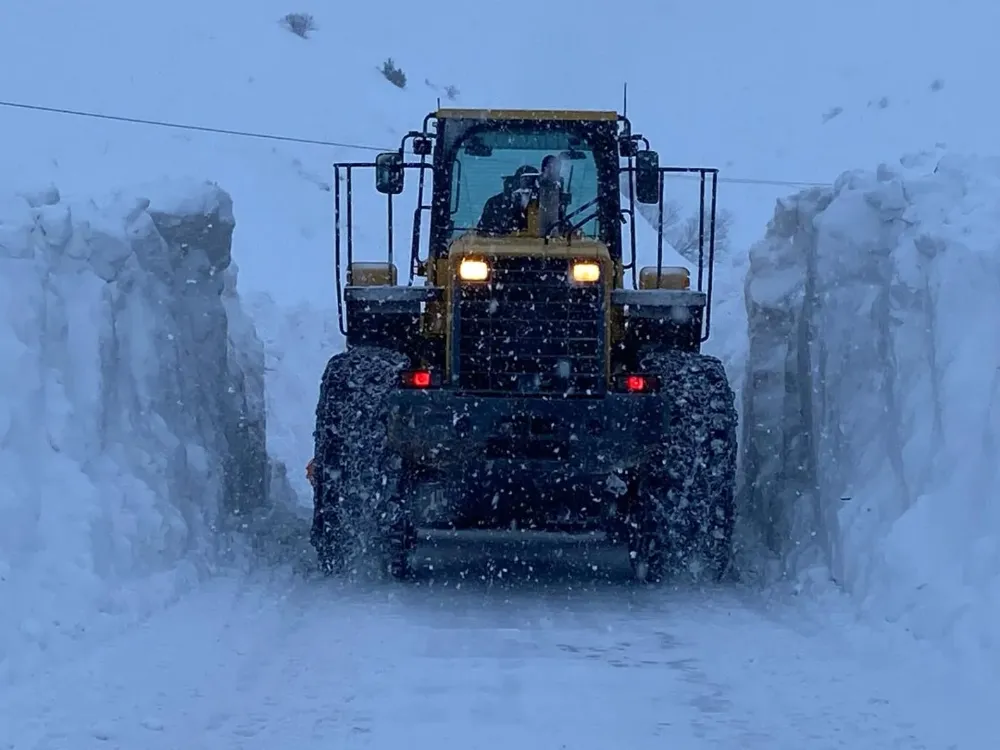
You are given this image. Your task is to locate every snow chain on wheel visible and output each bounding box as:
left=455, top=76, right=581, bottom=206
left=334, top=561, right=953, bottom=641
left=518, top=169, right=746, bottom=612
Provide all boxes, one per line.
left=310, top=345, right=414, bottom=578
left=629, top=351, right=738, bottom=583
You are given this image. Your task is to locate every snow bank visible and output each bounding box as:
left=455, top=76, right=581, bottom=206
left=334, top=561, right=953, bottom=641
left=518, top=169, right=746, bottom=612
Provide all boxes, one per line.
left=230, top=293, right=343, bottom=569
left=245, top=294, right=343, bottom=507
left=0, top=180, right=271, bottom=681
left=741, top=153, right=1000, bottom=670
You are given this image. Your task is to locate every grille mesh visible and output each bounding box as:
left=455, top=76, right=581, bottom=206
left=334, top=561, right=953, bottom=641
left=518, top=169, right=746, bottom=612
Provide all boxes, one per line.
left=455, top=257, right=604, bottom=394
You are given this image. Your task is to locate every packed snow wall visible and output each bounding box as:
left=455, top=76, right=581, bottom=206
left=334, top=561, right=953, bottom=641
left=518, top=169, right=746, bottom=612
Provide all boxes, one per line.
left=0, top=181, right=271, bottom=681
left=741, top=154, right=1000, bottom=668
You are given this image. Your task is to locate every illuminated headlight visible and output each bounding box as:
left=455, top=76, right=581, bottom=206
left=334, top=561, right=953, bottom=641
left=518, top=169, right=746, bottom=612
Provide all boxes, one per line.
left=571, top=261, right=600, bottom=283
left=459, top=258, right=489, bottom=281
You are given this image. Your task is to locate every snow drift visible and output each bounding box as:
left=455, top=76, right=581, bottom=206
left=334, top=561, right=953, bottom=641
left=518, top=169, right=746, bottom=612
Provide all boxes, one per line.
left=741, top=153, right=1000, bottom=669
left=0, top=181, right=271, bottom=681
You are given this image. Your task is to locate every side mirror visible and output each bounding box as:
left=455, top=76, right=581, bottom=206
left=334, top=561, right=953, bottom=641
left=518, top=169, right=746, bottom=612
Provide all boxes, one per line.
left=375, top=152, right=404, bottom=195
left=635, top=150, right=660, bottom=204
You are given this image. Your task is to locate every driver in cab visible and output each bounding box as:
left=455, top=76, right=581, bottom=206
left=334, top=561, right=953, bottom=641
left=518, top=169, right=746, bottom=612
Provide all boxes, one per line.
left=477, top=157, right=567, bottom=236
left=476, top=165, right=538, bottom=235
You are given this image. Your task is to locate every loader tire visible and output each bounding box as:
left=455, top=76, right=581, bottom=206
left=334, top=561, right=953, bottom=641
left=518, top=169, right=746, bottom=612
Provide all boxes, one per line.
left=310, top=345, right=411, bottom=577
left=628, top=351, right=737, bottom=583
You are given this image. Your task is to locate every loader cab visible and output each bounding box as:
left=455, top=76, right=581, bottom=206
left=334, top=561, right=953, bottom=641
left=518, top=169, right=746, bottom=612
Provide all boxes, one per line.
left=371, top=109, right=663, bottom=276
left=339, top=107, right=720, bottom=378
left=429, top=112, right=624, bottom=257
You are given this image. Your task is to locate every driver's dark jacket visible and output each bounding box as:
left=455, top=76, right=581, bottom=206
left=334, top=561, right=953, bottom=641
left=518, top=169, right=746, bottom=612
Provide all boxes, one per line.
left=477, top=192, right=526, bottom=235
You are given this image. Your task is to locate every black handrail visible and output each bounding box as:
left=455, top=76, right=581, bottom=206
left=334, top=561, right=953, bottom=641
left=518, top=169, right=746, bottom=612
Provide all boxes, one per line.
left=332, top=161, right=435, bottom=335
left=334, top=132, right=720, bottom=343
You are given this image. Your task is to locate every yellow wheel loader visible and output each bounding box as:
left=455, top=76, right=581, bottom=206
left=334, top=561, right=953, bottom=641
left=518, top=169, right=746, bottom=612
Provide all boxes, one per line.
left=308, top=108, right=736, bottom=582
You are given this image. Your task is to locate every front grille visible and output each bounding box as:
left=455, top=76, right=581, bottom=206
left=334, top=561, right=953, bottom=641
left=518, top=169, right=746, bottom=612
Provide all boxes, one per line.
left=454, top=256, right=604, bottom=394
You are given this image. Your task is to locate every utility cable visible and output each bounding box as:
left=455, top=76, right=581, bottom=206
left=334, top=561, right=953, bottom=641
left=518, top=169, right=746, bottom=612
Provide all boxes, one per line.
left=1, top=97, right=831, bottom=188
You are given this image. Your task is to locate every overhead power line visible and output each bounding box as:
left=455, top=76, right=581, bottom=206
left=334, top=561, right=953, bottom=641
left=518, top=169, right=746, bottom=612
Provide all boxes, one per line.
left=0, top=98, right=385, bottom=152
left=0, top=97, right=830, bottom=189
left=662, top=173, right=828, bottom=188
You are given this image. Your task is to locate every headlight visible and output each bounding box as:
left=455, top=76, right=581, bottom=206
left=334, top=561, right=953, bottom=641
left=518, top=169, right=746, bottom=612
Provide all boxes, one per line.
left=571, top=261, right=600, bottom=283
left=458, top=258, right=489, bottom=281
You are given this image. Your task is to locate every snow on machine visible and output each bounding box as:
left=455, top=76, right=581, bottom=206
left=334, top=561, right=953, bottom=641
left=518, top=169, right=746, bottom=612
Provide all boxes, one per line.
left=306, top=107, right=737, bottom=582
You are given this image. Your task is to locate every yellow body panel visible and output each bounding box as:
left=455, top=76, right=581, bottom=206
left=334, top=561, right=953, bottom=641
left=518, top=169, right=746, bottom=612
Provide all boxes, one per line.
left=418, top=107, right=624, bottom=381
left=433, top=234, right=616, bottom=383
left=435, top=108, right=618, bottom=122
left=447, top=233, right=613, bottom=260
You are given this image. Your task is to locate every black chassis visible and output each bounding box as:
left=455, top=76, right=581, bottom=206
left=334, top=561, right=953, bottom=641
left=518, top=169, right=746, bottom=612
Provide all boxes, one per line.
left=386, top=387, right=665, bottom=533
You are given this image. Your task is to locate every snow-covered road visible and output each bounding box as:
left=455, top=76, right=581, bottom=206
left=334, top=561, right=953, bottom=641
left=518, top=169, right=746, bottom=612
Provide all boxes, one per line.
left=2, top=539, right=995, bottom=750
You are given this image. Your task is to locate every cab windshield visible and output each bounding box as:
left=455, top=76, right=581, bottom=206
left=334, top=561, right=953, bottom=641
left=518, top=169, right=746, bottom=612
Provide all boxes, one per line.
left=446, top=125, right=602, bottom=243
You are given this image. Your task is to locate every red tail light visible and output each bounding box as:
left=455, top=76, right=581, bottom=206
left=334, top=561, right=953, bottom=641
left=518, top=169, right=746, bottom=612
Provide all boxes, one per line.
left=400, top=369, right=436, bottom=389
left=613, top=373, right=659, bottom=393
left=625, top=375, right=648, bottom=393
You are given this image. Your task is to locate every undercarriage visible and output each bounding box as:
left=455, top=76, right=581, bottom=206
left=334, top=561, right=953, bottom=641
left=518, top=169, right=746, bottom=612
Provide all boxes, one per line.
left=310, top=346, right=737, bottom=583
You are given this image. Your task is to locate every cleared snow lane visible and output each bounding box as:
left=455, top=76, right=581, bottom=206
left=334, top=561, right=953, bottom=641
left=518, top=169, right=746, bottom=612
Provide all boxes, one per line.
left=1, top=547, right=997, bottom=750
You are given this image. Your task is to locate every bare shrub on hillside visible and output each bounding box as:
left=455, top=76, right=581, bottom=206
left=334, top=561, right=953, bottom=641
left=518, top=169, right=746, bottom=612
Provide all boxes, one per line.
left=670, top=206, right=734, bottom=264
left=282, top=12, right=316, bottom=39
left=381, top=58, right=407, bottom=89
